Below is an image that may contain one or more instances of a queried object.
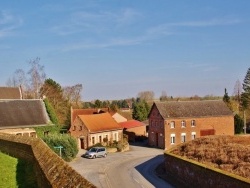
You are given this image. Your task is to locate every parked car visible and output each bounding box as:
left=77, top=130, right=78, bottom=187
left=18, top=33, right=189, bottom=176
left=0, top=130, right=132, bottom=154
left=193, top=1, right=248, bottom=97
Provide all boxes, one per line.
left=84, top=147, right=107, bottom=159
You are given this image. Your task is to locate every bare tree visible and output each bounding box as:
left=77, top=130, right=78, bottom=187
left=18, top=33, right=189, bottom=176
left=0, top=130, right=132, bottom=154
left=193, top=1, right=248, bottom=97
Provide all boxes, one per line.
left=233, top=79, right=242, bottom=102
left=6, top=69, right=26, bottom=87
left=160, top=90, right=168, bottom=101
left=63, top=84, right=83, bottom=108
left=137, top=91, right=155, bottom=101
left=27, top=58, right=46, bottom=98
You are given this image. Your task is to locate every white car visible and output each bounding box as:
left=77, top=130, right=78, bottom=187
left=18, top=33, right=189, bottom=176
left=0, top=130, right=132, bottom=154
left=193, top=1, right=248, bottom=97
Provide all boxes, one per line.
left=84, top=147, right=107, bottom=159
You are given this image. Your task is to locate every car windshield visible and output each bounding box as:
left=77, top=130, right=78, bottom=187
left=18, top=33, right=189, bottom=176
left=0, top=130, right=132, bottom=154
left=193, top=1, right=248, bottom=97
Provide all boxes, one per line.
left=89, top=148, right=97, bottom=152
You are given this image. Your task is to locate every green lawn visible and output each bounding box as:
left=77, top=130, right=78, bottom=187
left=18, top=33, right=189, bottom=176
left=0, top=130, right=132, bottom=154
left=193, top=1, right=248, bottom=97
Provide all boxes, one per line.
left=0, top=152, right=37, bottom=188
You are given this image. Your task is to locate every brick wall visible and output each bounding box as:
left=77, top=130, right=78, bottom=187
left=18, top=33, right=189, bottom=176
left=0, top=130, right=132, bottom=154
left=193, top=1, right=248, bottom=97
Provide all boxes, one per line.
left=148, top=105, right=165, bottom=148
left=0, top=133, right=96, bottom=188
left=163, top=152, right=250, bottom=188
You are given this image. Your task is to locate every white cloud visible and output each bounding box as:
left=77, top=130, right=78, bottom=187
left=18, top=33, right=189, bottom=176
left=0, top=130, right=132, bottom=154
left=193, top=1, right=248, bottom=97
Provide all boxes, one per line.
left=0, top=11, right=22, bottom=38
left=50, top=8, right=141, bottom=36
left=165, top=18, right=241, bottom=27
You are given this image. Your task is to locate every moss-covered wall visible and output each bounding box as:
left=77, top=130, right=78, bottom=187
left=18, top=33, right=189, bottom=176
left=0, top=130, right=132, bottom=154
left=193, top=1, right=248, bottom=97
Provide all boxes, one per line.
left=164, top=152, right=250, bottom=188
left=0, top=133, right=96, bottom=188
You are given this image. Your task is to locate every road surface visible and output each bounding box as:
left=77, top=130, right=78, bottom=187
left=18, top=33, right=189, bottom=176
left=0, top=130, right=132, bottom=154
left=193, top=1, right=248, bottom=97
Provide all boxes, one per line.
left=69, top=145, right=174, bottom=188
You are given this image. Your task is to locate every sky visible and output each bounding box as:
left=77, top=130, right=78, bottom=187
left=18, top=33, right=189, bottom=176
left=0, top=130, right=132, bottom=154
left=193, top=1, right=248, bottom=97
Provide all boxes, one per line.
left=0, top=1, right=250, bottom=101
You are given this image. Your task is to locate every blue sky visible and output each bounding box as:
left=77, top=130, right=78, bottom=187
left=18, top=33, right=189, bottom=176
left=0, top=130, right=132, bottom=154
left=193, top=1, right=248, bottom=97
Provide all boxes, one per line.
left=0, top=1, right=249, bottom=101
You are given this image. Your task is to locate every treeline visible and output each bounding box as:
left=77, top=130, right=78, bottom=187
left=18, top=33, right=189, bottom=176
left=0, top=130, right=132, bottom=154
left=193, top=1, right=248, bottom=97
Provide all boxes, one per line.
left=7, top=58, right=250, bottom=131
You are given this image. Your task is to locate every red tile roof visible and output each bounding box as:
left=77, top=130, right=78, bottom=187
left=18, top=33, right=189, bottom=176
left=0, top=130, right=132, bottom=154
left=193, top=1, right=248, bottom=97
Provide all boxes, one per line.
left=71, top=108, right=110, bottom=125
left=119, top=120, right=145, bottom=129
left=78, top=113, right=122, bottom=133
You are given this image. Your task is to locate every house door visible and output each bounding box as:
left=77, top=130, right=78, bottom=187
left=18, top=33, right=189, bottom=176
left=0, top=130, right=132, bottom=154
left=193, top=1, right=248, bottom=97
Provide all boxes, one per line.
left=155, top=133, right=159, bottom=147
left=80, top=138, right=85, bottom=149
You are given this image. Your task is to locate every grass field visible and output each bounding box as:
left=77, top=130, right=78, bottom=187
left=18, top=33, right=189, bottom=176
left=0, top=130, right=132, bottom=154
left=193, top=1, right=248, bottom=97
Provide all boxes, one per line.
left=0, top=152, right=37, bottom=188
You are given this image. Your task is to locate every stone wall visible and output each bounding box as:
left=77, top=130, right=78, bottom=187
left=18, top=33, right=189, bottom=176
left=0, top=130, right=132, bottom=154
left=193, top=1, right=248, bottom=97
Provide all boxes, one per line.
left=163, top=152, right=250, bottom=188
left=0, top=133, right=96, bottom=188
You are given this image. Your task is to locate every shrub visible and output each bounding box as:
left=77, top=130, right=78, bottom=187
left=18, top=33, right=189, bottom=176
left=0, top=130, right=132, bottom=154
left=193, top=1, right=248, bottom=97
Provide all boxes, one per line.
left=43, top=98, right=59, bottom=125
left=41, top=134, right=78, bottom=162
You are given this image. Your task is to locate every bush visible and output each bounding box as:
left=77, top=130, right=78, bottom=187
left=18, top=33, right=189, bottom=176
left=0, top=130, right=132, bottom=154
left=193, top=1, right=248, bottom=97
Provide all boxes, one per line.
left=41, top=134, right=78, bottom=162
left=43, top=98, right=59, bottom=125
left=34, top=125, right=62, bottom=137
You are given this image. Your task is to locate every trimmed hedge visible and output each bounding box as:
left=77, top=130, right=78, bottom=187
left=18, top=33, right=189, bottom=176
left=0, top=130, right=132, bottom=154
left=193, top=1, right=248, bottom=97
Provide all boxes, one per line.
left=41, top=134, right=78, bottom=162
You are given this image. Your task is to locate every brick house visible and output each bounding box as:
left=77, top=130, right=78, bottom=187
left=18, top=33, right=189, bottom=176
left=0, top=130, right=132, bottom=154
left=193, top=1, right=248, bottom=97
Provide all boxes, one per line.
left=148, top=100, right=234, bottom=149
left=69, top=112, right=123, bottom=149
left=119, top=120, right=147, bottom=142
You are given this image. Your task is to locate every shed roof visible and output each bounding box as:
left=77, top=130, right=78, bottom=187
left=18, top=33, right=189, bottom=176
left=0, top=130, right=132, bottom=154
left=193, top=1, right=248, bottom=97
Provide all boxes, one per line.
left=0, top=87, right=21, bottom=99
left=0, top=99, right=50, bottom=129
left=154, top=100, right=233, bottom=119
left=78, top=113, right=122, bottom=133
left=119, top=120, right=145, bottom=129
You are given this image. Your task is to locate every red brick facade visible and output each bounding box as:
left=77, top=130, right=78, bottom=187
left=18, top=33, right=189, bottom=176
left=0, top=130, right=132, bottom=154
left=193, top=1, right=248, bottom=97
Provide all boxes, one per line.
left=148, top=102, right=234, bottom=149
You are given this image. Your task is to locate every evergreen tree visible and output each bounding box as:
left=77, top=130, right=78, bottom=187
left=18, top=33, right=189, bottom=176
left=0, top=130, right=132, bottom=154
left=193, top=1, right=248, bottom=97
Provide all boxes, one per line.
left=132, top=100, right=150, bottom=121
left=241, top=68, right=250, bottom=109
left=234, top=114, right=244, bottom=134
left=223, top=88, right=231, bottom=109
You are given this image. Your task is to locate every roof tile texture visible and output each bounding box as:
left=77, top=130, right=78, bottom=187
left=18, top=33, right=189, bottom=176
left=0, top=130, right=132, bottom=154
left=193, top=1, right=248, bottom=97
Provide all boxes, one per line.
left=78, top=113, right=122, bottom=133
left=0, top=100, right=49, bottom=129
left=154, top=100, right=233, bottom=119
left=0, top=87, right=21, bottom=99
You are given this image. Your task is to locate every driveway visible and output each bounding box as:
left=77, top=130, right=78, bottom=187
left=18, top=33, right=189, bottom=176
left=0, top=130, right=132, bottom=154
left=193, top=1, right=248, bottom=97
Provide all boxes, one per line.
left=69, top=145, right=174, bottom=188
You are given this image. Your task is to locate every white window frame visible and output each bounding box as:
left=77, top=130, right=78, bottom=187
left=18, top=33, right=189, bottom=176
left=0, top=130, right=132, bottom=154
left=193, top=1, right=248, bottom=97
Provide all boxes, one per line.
left=170, top=121, right=175, bottom=129
left=181, top=133, right=186, bottom=143
left=181, top=120, right=186, bottom=128
left=191, top=120, right=196, bottom=127
left=170, top=133, right=175, bottom=144
left=113, top=132, right=118, bottom=141
left=98, top=135, right=102, bottom=143
left=191, top=132, right=196, bottom=140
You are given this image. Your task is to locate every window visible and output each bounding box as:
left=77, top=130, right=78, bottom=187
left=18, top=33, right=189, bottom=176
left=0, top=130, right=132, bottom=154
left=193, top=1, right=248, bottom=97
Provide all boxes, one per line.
left=181, top=133, right=186, bottom=143
left=170, top=134, right=175, bottom=144
left=92, top=136, right=95, bottom=145
left=103, top=134, right=108, bottom=142
left=181, top=120, right=186, bottom=128
left=99, top=135, right=102, bottom=143
left=79, top=126, right=82, bottom=131
left=191, top=132, right=196, bottom=140
left=73, top=126, right=76, bottom=131
left=113, top=132, right=118, bottom=141
left=170, top=121, right=175, bottom=128
left=191, top=120, right=196, bottom=127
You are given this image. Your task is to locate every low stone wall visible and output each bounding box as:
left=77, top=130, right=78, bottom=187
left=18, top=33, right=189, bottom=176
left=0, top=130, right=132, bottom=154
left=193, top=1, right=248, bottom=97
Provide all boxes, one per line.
left=163, top=152, right=250, bottom=188
left=0, top=133, right=96, bottom=188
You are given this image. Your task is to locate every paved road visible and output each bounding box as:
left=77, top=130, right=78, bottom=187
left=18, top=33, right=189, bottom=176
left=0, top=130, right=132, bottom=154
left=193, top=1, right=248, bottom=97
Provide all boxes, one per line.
left=69, top=145, right=174, bottom=188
